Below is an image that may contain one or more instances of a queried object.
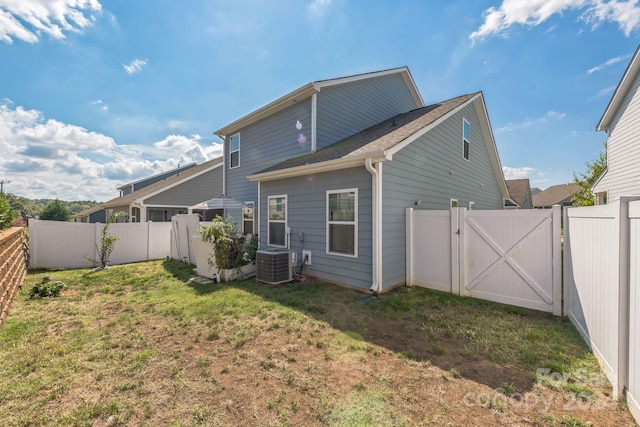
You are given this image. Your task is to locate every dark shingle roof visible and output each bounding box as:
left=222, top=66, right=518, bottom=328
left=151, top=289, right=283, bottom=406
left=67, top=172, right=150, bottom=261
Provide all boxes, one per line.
left=505, top=179, right=531, bottom=207
left=532, top=183, right=580, bottom=207
left=256, top=92, right=479, bottom=175
left=102, top=157, right=223, bottom=208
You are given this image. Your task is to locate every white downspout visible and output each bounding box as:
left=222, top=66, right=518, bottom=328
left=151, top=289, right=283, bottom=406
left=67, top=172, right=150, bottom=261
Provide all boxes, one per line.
left=311, top=93, right=317, bottom=153
left=365, top=158, right=383, bottom=295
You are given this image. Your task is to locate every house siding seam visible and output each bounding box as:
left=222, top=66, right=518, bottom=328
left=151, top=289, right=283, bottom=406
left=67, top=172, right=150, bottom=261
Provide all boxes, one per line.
left=316, top=73, right=420, bottom=151
left=259, top=167, right=373, bottom=290
left=144, top=167, right=223, bottom=206
left=593, top=70, right=640, bottom=202
left=225, top=99, right=313, bottom=204
left=381, top=103, right=503, bottom=288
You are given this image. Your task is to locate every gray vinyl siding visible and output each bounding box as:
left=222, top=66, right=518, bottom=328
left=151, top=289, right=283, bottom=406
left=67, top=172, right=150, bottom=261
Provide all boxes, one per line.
left=259, top=167, right=373, bottom=290
left=225, top=100, right=313, bottom=203
left=89, top=209, right=106, bottom=223
left=380, top=103, right=504, bottom=288
left=593, top=71, right=640, bottom=201
left=316, top=73, right=419, bottom=150
left=144, top=167, right=223, bottom=206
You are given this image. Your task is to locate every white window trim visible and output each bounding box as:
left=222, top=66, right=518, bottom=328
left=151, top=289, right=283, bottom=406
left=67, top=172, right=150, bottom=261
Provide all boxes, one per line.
left=450, top=198, right=458, bottom=208
left=463, top=118, right=470, bottom=162
left=268, top=195, right=287, bottom=248
left=242, top=201, right=255, bottom=234
left=326, top=188, right=358, bottom=258
left=229, top=133, right=240, bottom=169
left=468, top=201, right=475, bottom=210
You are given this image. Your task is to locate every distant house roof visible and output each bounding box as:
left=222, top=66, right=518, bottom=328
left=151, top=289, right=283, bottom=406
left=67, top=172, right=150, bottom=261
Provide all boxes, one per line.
left=116, top=163, right=197, bottom=191
left=597, top=44, right=640, bottom=132
left=248, top=92, right=507, bottom=186
left=505, top=179, right=531, bottom=208
left=532, top=183, right=580, bottom=208
left=103, top=157, right=223, bottom=208
left=214, top=67, right=424, bottom=137
left=72, top=204, right=105, bottom=219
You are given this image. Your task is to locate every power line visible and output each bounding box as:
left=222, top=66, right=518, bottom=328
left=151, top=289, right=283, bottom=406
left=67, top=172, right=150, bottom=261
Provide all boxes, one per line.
left=0, top=179, right=11, bottom=194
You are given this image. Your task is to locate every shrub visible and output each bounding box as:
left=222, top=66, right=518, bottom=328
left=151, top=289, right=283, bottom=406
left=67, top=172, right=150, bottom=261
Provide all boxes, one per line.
left=0, top=194, right=15, bottom=231
left=29, top=275, right=67, bottom=298
left=40, top=199, right=70, bottom=221
left=199, top=216, right=257, bottom=270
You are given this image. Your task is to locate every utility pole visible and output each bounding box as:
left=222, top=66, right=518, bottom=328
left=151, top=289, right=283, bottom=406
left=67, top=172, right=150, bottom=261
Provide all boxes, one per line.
left=0, top=179, right=11, bottom=194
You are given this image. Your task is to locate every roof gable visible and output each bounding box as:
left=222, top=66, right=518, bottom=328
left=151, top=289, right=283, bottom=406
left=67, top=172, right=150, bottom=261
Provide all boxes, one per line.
left=214, top=67, right=424, bottom=137
left=103, top=157, right=223, bottom=208
left=597, top=45, right=640, bottom=132
left=506, top=179, right=531, bottom=207
left=532, top=183, right=579, bottom=207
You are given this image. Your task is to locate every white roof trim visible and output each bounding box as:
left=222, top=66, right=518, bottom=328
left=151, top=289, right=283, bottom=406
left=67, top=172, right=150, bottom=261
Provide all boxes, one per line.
left=247, top=152, right=390, bottom=182
left=134, top=161, right=223, bottom=204
left=215, top=67, right=424, bottom=137
left=597, top=45, right=640, bottom=132
left=116, top=162, right=197, bottom=190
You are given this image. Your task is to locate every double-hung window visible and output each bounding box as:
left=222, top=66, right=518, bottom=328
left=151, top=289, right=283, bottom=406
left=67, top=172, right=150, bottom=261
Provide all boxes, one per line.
left=327, top=189, right=357, bottom=257
left=243, top=202, right=254, bottom=235
left=268, top=196, right=287, bottom=247
left=229, top=133, right=240, bottom=168
left=463, top=119, right=470, bottom=161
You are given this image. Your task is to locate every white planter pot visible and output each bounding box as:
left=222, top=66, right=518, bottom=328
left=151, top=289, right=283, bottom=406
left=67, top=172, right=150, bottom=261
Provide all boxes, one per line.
left=219, top=263, right=256, bottom=282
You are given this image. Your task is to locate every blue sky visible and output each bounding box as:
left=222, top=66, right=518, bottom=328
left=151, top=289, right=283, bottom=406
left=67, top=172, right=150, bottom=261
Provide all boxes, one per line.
left=0, top=0, right=638, bottom=202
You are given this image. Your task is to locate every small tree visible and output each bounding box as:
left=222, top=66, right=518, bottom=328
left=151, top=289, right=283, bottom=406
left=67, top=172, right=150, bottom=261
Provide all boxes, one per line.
left=572, top=143, right=607, bottom=207
left=0, top=194, right=15, bottom=230
left=40, top=199, right=70, bottom=221
left=92, top=212, right=123, bottom=270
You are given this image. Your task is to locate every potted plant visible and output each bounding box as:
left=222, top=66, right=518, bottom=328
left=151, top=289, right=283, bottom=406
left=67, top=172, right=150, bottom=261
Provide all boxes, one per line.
left=198, top=216, right=257, bottom=282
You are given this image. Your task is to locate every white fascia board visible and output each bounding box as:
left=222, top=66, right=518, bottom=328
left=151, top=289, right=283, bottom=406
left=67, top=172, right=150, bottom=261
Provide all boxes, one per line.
left=135, top=162, right=223, bottom=204
left=597, top=45, right=640, bottom=132
left=386, top=93, right=481, bottom=158
left=473, top=93, right=510, bottom=200
left=117, top=163, right=197, bottom=190
left=215, top=84, right=317, bottom=137
left=141, top=204, right=191, bottom=209
left=247, top=152, right=390, bottom=182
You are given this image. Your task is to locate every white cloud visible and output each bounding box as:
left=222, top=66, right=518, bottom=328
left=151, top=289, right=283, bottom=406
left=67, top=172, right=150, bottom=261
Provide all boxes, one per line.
left=0, top=101, right=223, bottom=201
left=503, top=166, right=536, bottom=179
left=0, top=0, right=101, bottom=44
left=123, top=58, right=148, bottom=74
left=470, top=0, right=640, bottom=42
left=587, top=54, right=630, bottom=74
left=497, top=110, right=566, bottom=132
left=591, top=84, right=617, bottom=99
left=91, top=99, right=108, bottom=111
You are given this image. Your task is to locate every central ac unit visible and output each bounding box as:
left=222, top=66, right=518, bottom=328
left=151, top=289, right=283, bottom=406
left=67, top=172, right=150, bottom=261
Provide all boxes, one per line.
left=256, top=248, right=292, bottom=284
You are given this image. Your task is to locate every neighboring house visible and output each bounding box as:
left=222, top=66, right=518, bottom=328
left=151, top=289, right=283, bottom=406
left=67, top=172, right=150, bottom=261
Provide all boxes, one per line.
left=532, top=183, right=579, bottom=209
left=118, top=163, right=197, bottom=196
left=592, top=44, right=640, bottom=204
left=72, top=205, right=106, bottom=223
left=504, top=178, right=533, bottom=209
left=214, top=67, right=509, bottom=293
left=101, top=157, right=223, bottom=222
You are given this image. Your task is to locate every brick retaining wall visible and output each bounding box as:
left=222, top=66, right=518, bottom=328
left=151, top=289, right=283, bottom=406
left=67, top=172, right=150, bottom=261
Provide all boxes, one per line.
left=0, top=227, right=28, bottom=324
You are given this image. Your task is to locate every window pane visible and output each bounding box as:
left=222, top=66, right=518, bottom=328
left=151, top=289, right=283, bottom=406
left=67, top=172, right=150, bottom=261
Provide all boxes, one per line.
left=463, top=140, right=470, bottom=160
left=328, top=192, right=355, bottom=221
left=243, top=220, right=254, bottom=235
left=329, top=224, right=354, bottom=254
left=243, top=206, right=254, bottom=220
left=463, top=120, right=470, bottom=141
left=269, top=197, right=286, bottom=220
left=230, top=151, right=239, bottom=168
left=269, top=222, right=285, bottom=246
left=230, top=134, right=239, bottom=151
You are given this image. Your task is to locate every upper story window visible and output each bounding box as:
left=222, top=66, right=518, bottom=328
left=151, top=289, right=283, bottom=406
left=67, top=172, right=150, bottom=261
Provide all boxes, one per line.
left=268, top=195, right=287, bottom=247
left=326, top=189, right=358, bottom=257
left=463, top=119, right=470, bottom=161
left=243, top=202, right=254, bottom=235
left=229, top=133, right=240, bottom=168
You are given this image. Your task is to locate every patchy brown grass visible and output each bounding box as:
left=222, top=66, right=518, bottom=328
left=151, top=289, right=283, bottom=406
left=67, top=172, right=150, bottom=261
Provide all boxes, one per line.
left=0, top=260, right=636, bottom=426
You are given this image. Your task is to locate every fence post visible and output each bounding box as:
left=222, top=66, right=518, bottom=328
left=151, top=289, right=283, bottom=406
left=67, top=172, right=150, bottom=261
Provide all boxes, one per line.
left=552, top=205, right=562, bottom=316
left=405, top=208, right=413, bottom=287
left=453, top=207, right=463, bottom=296
left=563, top=207, right=572, bottom=317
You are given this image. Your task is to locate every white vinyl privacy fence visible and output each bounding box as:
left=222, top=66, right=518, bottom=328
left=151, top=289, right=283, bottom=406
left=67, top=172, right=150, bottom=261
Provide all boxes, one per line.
left=406, top=206, right=562, bottom=314
left=564, top=197, right=640, bottom=422
left=29, top=219, right=172, bottom=269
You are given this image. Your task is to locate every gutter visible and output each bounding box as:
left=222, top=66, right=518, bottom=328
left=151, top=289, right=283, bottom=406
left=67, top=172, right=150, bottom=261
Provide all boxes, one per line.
left=365, top=158, right=383, bottom=295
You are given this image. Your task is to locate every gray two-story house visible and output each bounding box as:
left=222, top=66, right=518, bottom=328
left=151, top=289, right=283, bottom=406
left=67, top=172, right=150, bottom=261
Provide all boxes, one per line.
left=215, top=67, right=508, bottom=293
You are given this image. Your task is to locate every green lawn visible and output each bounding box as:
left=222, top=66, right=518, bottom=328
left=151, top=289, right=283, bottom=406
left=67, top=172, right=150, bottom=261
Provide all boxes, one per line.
left=0, top=260, right=635, bottom=426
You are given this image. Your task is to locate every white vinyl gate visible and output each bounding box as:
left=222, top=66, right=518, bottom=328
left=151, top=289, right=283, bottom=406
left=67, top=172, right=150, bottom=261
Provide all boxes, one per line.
left=406, top=206, right=562, bottom=315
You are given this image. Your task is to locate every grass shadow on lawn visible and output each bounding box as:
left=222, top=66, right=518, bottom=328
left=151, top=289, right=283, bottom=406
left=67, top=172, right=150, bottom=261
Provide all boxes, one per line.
left=190, top=274, right=595, bottom=394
